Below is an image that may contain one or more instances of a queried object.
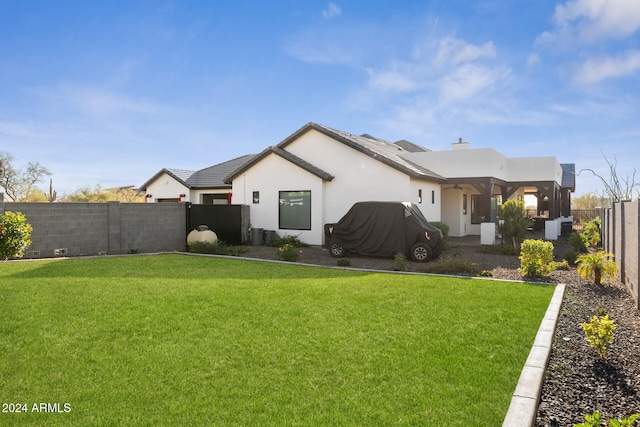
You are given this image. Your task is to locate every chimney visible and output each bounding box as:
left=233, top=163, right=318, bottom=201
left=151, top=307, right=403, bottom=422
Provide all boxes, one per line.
left=452, top=137, right=470, bottom=150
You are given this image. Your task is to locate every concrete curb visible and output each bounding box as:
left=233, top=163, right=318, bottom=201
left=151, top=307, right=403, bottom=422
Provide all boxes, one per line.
left=503, top=283, right=566, bottom=427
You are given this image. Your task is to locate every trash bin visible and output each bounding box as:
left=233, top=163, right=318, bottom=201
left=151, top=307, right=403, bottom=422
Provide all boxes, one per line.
left=250, top=228, right=264, bottom=246
left=263, top=230, right=276, bottom=245
left=561, top=221, right=573, bottom=236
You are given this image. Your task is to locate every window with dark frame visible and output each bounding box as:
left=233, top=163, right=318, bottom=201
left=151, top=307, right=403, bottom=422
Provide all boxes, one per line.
left=471, top=194, right=485, bottom=224
left=252, top=191, right=259, bottom=204
left=418, top=189, right=422, bottom=203
left=279, top=191, right=311, bottom=230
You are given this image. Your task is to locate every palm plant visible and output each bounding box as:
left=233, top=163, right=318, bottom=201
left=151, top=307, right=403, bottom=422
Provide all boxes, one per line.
left=576, top=251, right=617, bottom=285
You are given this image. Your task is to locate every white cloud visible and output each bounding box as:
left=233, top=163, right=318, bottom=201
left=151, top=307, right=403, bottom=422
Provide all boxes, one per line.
left=322, top=2, right=342, bottom=20
left=366, top=68, right=416, bottom=92
left=434, top=36, right=496, bottom=66
left=526, top=53, right=541, bottom=68
left=573, top=50, right=640, bottom=84
left=438, top=63, right=509, bottom=103
left=554, top=0, right=640, bottom=41
left=44, top=84, right=171, bottom=117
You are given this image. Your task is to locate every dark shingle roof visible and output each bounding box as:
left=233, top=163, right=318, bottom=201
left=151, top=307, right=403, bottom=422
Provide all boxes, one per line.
left=185, top=154, right=256, bottom=188
left=561, top=163, right=576, bottom=191
left=141, top=154, right=256, bottom=191
left=393, top=139, right=430, bottom=153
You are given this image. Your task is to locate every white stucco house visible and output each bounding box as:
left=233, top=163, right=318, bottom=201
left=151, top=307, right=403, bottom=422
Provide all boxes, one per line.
left=221, top=122, right=575, bottom=245
left=141, top=122, right=574, bottom=245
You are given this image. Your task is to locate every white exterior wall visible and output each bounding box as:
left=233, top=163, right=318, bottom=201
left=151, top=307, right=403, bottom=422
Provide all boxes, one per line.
left=507, top=157, right=563, bottom=183
left=409, top=179, right=441, bottom=222
left=144, top=173, right=190, bottom=203
left=405, top=148, right=510, bottom=180
left=284, top=130, right=425, bottom=224
left=405, top=149, right=562, bottom=183
left=231, top=153, right=325, bottom=244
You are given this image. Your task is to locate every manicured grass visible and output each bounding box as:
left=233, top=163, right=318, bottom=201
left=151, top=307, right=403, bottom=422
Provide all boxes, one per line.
left=0, top=254, right=554, bottom=426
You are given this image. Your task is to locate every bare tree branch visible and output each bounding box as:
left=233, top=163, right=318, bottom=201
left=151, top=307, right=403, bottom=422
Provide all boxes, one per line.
left=576, top=152, right=639, bottom=203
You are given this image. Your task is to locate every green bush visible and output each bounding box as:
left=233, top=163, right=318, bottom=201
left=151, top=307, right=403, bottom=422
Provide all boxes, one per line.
left=336, top=258, right=351, bottom=267
left=478, top=244, right=519, bottom=256
left=0, top=211, right=32, bottom=260
left=188, top=241, right=248, bottom=256
left=518, top=239, right=555, bottom=277
left=497, top=200, right=529, bottom=251
left=574, top=411, right=639, bottom=427
left=568, top=231, right=588, bottom=253
left=394, top=252, right=408, bottom=271
left=583, top=216, right=601, bottom=247
left=563, top=247, right=579, bottom=265
left=580, top=314, right=616, bottom=360
left=430, top=221, right=449, bottom=245
left=278, top=243, right=302, bottom=262
left=268, top=233, right=306, bottom=248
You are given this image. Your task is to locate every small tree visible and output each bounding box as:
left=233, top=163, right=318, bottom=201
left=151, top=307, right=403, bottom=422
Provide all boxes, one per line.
left=0, top=152, right=51, bottom=201
left=582, top=217, right=601, bottom=247
left=0, top=211, right=33, bottom=260
left=497, top=200, right=529, bottom=251
left=576, top=251, right=617, bottom=285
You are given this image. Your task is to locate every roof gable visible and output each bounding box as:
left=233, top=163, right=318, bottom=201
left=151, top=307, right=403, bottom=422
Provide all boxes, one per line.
left=224, top=146, right=334, bottom=183
left=276, top=122, right=445, bottom=183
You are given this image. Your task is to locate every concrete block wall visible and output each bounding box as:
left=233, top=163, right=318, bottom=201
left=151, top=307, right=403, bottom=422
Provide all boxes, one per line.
left=1, top=202, right=187, bottom=258
left=601, top=201, right=640, bottom=309
left=119, top=203, right=186, bottom=254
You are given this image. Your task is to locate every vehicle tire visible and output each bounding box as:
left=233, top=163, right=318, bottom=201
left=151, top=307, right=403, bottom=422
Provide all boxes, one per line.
left=411, top=242, right=432, bottom=262
left=329, top=241, right=347, bottom=258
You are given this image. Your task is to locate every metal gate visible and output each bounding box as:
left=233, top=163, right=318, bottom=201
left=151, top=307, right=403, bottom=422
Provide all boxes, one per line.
left=187, top=204, right=250, bottom=245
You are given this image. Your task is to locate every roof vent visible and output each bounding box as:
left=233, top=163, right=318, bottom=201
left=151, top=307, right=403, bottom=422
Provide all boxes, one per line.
left=452, top=137, right=470, bottom=150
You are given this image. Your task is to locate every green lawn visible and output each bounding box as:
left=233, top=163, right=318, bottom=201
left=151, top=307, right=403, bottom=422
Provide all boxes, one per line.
left=0, top=254, right=554, bottom=426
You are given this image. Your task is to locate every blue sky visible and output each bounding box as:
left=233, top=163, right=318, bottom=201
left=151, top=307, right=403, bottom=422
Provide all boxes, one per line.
left=1, top=0, right=639, bottom=197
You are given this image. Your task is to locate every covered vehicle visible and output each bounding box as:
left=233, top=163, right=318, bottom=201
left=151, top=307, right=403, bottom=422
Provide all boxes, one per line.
left=324, top=201, right=444, bottom=262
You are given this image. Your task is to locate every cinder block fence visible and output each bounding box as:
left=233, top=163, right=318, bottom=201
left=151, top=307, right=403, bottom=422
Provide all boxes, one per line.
left=600, top=201, right=640, bottom=309
left=1, top=202, right=187, bottom=258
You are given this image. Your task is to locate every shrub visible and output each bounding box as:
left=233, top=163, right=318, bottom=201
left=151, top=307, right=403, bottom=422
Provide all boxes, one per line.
left=278, top=243, right=302, bottom=262
left=478, top=270, right=494, bottom=277
left=269, top=233, right=306, bottom=248
left=580, top=314, right=616, bottom=360
left=518, top=239, right=555, bottom=277
left=0, top=211, right=32, bottom=260
left=394, top=252, right=408, bottom=271
left=550, top=259, right=570, bottom=271
left=574, top=412, right=639, bottom=427
left=188, top=241, right=248, bottom=256
left=336, top=258, right=351, bottom=267
left=430, top=221, right=449, bottom=245
left=583, top=216, right=601, bottom=247
left=478, top=244, right=519, bottom=256
left=576, top=251, right=617, bottom=285
left=568, top=231, right=588, bottom=253
left=497, top=200, right=529, bottom=251
left=563, top=247, right=579, bottom=265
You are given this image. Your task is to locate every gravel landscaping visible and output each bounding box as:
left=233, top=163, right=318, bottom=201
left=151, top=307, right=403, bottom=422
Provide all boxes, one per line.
left=239, top=239, right=640, bottom=426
